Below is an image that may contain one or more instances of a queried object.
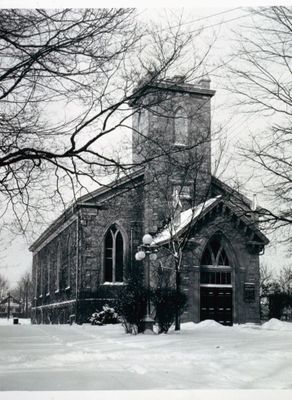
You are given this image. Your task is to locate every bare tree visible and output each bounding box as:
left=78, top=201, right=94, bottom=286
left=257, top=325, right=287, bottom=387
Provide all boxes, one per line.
left=259, top=262, right=274, bottom=296
left=0, top=273, right=9, bottom=298
left=278, top=266, right=292, bottom=296
left=10, top=272, right=32, bottom=317
left=226, top=7, right=292, bottom=234
left=0, top=8, right=211, bottom=237
left=259, top=264, right=292, bottom=320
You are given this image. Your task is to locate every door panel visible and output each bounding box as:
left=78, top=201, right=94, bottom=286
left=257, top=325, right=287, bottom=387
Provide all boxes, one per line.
left=200, top=287, right=233, bottom=326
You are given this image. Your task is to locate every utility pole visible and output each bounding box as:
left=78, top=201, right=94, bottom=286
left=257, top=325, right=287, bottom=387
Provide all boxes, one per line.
left=7, top=292, right=10, bottom=320
left=25, top=280, right=29, bottom=318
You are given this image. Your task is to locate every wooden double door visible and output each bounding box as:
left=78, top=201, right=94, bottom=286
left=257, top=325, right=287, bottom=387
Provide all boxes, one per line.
left=200, top=286, right=233, bottom=326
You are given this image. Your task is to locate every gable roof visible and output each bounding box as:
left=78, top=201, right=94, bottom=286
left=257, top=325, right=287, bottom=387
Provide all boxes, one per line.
left=211, top=176, right=253, bottom=210
left=77, top=167, right=144, bottom=203
left=0, top=294, right=21, bottom=305
left=29, top=168, right=145, bottom=252
left=29, top=167, right=268, bottom=253
left=152, top=196, right=221, bottom=245
left=152, top=195, right=269, bottom=246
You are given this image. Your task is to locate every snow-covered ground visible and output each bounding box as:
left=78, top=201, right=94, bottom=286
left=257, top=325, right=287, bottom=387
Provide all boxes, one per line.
left=0, top=318, right=292, bottom=391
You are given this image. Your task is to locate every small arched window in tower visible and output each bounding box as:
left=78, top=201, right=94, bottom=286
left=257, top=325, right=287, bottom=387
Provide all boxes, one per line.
left=174, top=107, right=188, bottom=145
left=104, top=225, right=125, bottom=283
left=137, top=110, right=142, bottom=129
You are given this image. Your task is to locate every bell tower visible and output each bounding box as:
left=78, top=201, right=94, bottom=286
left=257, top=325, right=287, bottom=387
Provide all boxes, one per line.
left=131, top=76, right=215, bottom=233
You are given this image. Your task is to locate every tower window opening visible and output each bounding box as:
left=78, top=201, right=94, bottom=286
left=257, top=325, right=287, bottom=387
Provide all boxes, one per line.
left=174, top=107, right=188, bottom=145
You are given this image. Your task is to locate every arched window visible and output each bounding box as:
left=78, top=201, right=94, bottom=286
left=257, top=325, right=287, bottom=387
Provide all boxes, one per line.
left=34, top=255, right=38, bottom=299
left=66, top=235, right=72, bottom=289
left=200, top=234, right=231, bottom=285
left=201, top=236, right=230, bottom=266
left=174, top=107, right=188, bottom=145
left=45, top=253, right=50, bottom=295
left=104, top=225, right=125, bottom=283
left=55, top=242, right=61, bottom=291
left=38, top=259, right=43, bottom=297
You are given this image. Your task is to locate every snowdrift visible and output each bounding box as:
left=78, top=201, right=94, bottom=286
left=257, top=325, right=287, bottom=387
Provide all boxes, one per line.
left=261, top=318, right=292, bottom=331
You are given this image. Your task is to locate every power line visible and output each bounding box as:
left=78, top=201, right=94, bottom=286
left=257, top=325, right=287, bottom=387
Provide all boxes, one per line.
left=138, top=8, right=250, bottom=42
left=150, top=7, right=243, bottom=33
left=187, top=12, right=252, bottom=36
left=135, top=10, right=252, bottom=66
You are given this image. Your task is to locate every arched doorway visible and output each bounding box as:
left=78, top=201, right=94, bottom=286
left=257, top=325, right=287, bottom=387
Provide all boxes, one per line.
left=200, top=234, right=233, bottom=325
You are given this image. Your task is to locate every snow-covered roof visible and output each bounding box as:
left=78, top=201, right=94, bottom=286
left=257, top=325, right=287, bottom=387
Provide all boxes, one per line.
left=152, top=196, right=221, bottom=246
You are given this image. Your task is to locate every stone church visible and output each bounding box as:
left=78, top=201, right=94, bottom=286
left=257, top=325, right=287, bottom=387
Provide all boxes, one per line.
left=30, top=76, right=269, bottom=326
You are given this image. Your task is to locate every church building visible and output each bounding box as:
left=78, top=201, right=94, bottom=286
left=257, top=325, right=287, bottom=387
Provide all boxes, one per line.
left=30, top=76, right=269, bottom=326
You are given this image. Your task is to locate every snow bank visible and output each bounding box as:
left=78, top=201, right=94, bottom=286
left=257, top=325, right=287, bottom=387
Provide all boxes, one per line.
left=180, top=320, right=225, bottom=330
left=179, top=322, right=198, bottom=330
left=183, top=319, right=292, bottom=332
left=261, top=318, right=292, bottom=331
left=194, top=319, right=225, bottom=329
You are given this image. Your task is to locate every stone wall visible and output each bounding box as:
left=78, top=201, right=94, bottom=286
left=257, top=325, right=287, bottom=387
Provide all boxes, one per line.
left=31, top=218, right=78, bottom=323
left=131, top=80, right=214, bottom=234
left=79, top=182, right=144, bottom=290
left=179, top=211, right=261, bottom=324
left=32, top=177, right=145, bottom=324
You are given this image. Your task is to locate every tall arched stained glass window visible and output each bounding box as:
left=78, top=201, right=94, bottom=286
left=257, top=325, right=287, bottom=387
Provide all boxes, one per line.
left=174, top=107, right=188, bottom=145
left=104, top=225, right=125, bottom=283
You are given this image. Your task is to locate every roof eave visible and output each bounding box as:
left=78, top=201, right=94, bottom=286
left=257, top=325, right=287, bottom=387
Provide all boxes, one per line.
left=29, top=168, right=145, bottom=252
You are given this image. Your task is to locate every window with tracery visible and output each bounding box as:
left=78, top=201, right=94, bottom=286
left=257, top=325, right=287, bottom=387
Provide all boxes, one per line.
left=200, top=235, right=231, bottom=285
left=104, top=225, right=125, bottom=283
left=174, top=107, right=188, bottom=145
left=201, top=236, right=230, bottom=266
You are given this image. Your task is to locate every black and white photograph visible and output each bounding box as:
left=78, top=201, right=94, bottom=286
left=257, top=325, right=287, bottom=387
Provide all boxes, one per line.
left=0, top=1, right=291, bottom=397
